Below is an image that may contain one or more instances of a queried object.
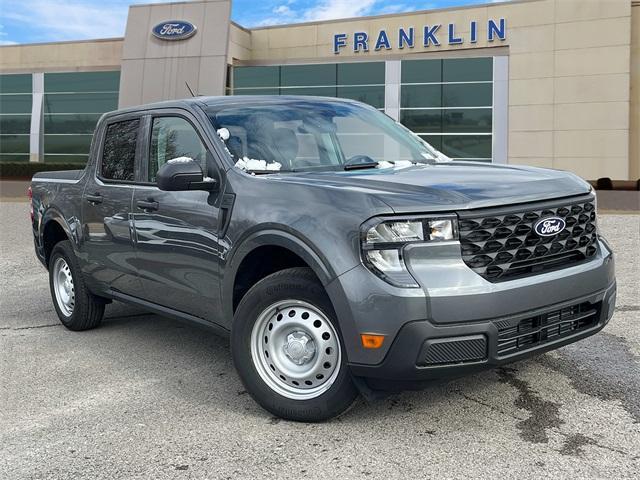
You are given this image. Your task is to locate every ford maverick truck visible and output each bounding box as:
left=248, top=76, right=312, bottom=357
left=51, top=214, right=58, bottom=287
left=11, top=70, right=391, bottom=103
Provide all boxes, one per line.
left=30, top=97, right=616, bottom=421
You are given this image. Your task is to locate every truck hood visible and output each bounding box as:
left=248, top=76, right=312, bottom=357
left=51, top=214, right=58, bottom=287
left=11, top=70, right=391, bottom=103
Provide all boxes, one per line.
left=271, top=162, right=592, bottom=213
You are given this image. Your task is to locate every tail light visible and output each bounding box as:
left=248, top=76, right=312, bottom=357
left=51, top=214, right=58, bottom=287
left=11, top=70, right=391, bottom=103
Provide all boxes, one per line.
left=27, top=186, right=34, bottom=222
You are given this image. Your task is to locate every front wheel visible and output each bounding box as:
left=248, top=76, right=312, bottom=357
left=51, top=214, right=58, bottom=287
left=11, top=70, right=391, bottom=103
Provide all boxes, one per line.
left=231, top=268, right=358, bottom=422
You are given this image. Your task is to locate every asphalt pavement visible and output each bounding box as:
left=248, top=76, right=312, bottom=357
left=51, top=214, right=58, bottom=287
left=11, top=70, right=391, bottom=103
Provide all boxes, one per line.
left=0, top=201, right=638, bottom=479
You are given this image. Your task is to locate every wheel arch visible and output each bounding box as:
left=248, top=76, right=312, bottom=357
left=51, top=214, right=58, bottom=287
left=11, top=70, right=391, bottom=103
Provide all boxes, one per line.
left=40, top=209, right=77, bottom=267
left=222, top=229, right=338, bottom=325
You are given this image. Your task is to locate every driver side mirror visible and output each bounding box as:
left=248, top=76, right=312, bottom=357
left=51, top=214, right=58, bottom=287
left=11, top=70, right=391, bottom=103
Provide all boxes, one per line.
left=157, top=157, right=217, bottom=192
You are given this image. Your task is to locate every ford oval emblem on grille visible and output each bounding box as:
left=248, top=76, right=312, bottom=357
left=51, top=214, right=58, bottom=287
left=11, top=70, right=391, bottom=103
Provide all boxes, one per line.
left=534, top=216, right=566, bottom=237
left=152, top=21, right=197, bottom=41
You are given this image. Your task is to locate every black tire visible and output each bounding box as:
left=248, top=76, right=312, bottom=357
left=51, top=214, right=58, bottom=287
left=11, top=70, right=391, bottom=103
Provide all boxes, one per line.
left=231, top=267, right=358, bottom=422
left=49, top=240, right=105, bottom=331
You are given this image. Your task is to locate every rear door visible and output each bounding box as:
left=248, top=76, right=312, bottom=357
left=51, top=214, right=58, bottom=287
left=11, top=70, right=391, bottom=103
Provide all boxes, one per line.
left=131, top=110, right=224, bottom=323
left=80, top=115, right=144, bottom=297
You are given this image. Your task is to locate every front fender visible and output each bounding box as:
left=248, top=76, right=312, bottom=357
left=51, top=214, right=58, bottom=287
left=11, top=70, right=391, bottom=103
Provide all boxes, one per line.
left=221, top=228, right=340, bottom=324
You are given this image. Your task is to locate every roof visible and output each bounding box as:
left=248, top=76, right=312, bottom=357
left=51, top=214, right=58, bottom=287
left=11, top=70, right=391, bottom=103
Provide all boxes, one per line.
left=106, top=95, right=363, bottom=116
left=200, top=95, right=361, bottom=107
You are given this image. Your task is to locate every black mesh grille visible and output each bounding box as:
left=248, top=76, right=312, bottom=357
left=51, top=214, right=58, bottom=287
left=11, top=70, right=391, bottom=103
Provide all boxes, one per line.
left=417, top=335, right=487, bottom=366
left=459, top=197, right=597, bottom=282
left=495, top=302, right=600, bottom=356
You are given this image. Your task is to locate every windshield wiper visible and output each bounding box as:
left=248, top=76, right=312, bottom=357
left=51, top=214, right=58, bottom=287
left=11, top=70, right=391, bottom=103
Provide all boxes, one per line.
left=246, top=169, right=293, bottom=175
left=411, top=158, right=437, bottom=165
left=343, top=155, right=379, bottom=171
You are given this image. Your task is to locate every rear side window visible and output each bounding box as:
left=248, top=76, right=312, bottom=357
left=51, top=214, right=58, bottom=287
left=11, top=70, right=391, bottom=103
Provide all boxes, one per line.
left=101, top=119, right=139, bottom=181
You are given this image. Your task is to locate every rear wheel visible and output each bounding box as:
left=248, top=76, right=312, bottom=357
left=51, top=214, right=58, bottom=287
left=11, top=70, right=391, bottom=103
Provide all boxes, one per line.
left=49, top=240, right=105, bottom=331
left=231, top=268, right=358, bottom=422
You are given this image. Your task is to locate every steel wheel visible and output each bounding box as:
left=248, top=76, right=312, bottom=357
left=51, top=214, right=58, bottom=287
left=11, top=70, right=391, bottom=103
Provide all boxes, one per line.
left=250, top=299, right=341, bottom=400
left=52, top=257, right=75, bottom=317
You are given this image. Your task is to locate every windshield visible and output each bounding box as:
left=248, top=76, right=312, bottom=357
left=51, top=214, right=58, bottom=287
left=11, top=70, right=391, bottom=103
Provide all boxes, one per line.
left=206, top=99, right=445, bottom=173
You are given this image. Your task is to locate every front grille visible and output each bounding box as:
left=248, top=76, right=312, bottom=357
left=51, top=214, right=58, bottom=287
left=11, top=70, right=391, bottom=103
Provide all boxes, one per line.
left=458, top=196, right=598, bottom=282
left=495, top=301, right=601, bottom=356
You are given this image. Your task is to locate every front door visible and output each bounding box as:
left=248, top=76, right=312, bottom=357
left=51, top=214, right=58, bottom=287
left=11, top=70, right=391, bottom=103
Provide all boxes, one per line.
left=131, top=113, right=223, bottom=323
left=80, top=117, right=143, bottom=297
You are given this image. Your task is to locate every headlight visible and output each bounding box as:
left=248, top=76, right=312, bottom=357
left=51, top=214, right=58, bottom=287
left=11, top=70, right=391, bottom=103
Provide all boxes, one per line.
left=361, top=216, right=458, bottom=288
left=366, top=220, right=424, bottom=243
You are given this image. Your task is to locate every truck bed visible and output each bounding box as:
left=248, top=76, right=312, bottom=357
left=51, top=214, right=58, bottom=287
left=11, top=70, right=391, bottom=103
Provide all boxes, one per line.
left=32, top=169, right=84, bottom=182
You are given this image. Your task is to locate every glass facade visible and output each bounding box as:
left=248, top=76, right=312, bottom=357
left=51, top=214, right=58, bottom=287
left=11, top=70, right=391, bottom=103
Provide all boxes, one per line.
left=3, top=59, right=494, bottom=165
left=231, top=57, right=494, bottom=161
left=0, top=74, right=32, bottom=162
left=43, top=71, right=120, bottom=163
left=232, top=62, right=386, bottom=109
left=400, top=57, right=493, bottom=161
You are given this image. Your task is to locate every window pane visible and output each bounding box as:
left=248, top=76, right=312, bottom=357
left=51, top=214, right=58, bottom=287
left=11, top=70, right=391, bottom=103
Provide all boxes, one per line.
left=0, top=135, right=29, bottom=154
left=0, top=74, right=32, bottom=94
left=419, top=135, right=442, bottom=152
left=282, top=87, right=337, bottom=97
left=280, top=64, right=336, bottom=87
left=149, top=117, right=207, bottom=182
left=443, top=58, right=493, bottom=82
left=44, top=93, right=118, bottom=114
left=233, top=88, right=280, bottom=96
left=441, top=135, right=492, bottom=159
left=0, top=115, right=31, bottom=134
left=443, top=83, right=492, bottom=108
left=400, top=110, right=442, bottom=133
left=101, top=119, right=139, bottom=181
left=0, top=135, right=30, bottom=153
left=337, top=62, right=384, bottom=85
left=44, top=134, right=93, bottom=155
left=0, top=153, right=30, bottom=162
left=44, top=114, right=102, bottom=134
left=337, top=86, right=385, bottom=108
left=443, top=108, right=492, bottom=133
left=44, top=71, right=120, bottom=93
left=234, top=66, right=280, bottom=88
left=44, top=154, right=88, bottom=164
left=401, top=59, right=442, bottom=84
left=401, top=84, right=441, bottom=108
left=0, top=95, right=32, bottom=114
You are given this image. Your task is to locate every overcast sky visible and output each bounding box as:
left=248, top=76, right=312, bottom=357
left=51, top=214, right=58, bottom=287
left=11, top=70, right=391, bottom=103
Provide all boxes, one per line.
left=0, top=0, right=506, bottom=45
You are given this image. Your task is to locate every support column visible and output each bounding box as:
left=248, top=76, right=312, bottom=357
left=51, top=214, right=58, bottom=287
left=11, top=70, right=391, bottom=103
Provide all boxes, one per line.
left=384, top=60, right=401, bottom=121
left=29, top=73, right=44, bottom=163
left=492, top=56, right=508, bottom=164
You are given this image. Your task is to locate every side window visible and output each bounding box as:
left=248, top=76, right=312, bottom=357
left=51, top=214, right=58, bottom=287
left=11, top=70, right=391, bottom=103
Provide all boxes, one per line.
left=149, top=116, right=208, bottom=182
left=101, top=119, right=139, bottom=181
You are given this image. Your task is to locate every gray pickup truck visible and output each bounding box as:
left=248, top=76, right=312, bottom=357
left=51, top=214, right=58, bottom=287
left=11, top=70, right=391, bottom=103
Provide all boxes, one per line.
left=30, top=96, right=616, bottom=421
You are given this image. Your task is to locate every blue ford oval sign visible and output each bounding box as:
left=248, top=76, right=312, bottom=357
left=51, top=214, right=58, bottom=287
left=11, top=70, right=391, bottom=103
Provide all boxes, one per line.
left=534, top=217, right=566, bottom=237
left=152, top=21, right=197, bottom=41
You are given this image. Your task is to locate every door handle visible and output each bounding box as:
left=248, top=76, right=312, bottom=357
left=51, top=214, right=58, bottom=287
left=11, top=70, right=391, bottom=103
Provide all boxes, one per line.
left=86, top=193, right=103, bottom=205
left=136, top=199, right=159, bottom=211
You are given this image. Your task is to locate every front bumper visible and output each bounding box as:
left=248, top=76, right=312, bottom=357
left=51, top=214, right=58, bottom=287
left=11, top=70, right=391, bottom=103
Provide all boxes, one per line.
left=326, top=235, right=615, bottom=379
left=349, top=279, right=616, bottom=388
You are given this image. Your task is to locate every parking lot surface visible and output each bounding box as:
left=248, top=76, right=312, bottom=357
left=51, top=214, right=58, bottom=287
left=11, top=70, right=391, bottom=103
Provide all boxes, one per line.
left=1, top=201, right=638, bottom=479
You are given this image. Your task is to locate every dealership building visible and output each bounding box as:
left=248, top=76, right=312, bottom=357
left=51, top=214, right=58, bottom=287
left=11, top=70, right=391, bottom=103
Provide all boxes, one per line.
left=0, top=0, right=638, bottom=181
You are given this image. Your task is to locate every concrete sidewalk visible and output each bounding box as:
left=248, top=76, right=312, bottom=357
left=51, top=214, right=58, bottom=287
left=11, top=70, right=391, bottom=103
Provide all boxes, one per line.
left=0, top=180, right=30, bottom=201
left=594, top=190, right=640, bottom=212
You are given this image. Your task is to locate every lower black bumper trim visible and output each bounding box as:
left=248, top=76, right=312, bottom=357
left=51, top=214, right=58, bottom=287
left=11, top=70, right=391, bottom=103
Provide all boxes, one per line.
left=348, top=281, right=616, bottom=386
